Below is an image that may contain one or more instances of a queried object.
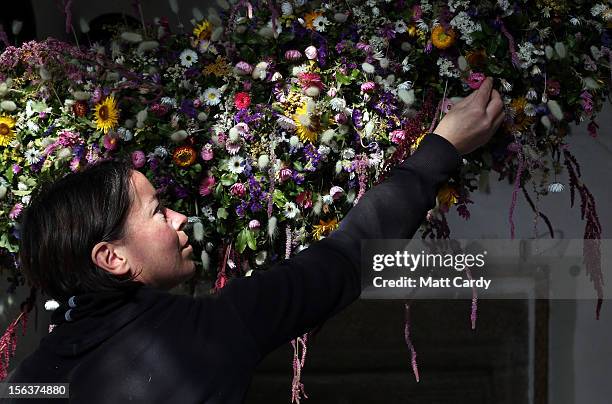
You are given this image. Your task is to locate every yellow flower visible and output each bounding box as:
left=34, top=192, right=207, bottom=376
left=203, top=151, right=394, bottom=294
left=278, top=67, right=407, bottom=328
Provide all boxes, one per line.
left=202, top=56, right=231, bottom=77
left=431, top=25, right=457, bottom=49
left=411, top=132, right=427, bottom=151
left=292, top=102, right=320, bottom=144
left=94, top=96, right=120, bottom=134
left=437, top=184, right=459, bottom=209
left=193, top=20, right=213, bottom=40
left=0, top=115, right=16, bottom=147
left=312, top=218, right=339, bottom=240
left=304, top=11, right=323, bottom=30
left=506, top=97, right=534, bottom=134
left=172, top=145, right=197, bottom=167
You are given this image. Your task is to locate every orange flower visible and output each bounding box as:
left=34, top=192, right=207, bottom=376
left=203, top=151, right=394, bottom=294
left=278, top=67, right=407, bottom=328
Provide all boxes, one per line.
left=431, top=25, right=456, bottom=49
left=312, top=217, right=339, bottom=240
left=172, top=145, right=197, bottom=167
left=304, top=11, right=323, bottom=30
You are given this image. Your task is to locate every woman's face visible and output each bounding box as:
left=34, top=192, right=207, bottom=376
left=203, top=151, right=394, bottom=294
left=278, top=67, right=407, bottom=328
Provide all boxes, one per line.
left=120, top=170, right=196, bottom=289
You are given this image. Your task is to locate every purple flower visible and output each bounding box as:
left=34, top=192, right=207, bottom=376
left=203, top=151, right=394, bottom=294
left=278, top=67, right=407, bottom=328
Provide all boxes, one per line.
left=180, top=99, right=197, bottom=119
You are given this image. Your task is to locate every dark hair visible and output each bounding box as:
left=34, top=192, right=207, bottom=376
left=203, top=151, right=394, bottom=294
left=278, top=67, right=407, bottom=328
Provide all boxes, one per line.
left=18, top=159, right=144, bottom=300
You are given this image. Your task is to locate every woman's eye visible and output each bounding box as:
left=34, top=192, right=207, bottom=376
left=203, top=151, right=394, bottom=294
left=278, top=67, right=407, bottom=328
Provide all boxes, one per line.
left=155, top=204, right=167, bottom=219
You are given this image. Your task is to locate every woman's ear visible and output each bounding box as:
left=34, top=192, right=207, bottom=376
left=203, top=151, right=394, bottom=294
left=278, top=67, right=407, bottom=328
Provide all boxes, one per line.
left=91, top=241, right=131, bottom=277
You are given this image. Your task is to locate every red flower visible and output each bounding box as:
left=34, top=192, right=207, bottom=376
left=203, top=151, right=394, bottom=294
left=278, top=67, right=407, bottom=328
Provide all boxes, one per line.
left=234, top=92, right=251, bottom=110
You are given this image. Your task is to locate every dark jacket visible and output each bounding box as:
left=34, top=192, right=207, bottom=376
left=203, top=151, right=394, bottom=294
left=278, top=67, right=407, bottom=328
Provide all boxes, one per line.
left=5, top=133, right=461, bottom=403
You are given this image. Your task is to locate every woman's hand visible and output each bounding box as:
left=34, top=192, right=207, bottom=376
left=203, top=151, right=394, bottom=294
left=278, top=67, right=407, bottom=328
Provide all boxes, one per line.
left=433, top=76, right=505, bottom=155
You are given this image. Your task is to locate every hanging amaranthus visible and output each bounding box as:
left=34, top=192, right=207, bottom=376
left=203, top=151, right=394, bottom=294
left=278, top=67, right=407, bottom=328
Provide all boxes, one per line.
left=563, top=147, right=604, bottom=318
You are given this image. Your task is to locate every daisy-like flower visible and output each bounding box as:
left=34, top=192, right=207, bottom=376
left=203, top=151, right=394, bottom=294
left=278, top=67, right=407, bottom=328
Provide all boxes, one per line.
left=227, top=155, right=245, bottom=174
left=179, top=49, right=198, bottom=67
left=193, top=20, right=213, bottom=40
left=283, top=202, right=300, bottom=219
left=312, top=16, right=329, bottom=32
left=94, top=96, right=120, bottom=134
left=304, top=11, right=323, bottom=30
left=0, top=115, right=16, bottom=147
left=203, top=87, right=222, bottom=106
left=292, top=102, right=320, bottom=143
left=24, top=148, right=41, bottom=165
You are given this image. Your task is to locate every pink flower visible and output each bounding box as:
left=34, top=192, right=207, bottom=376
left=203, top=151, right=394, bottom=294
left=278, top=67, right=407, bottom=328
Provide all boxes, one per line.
left=279, top=167, right=293, bottom=182
left=150, top=103, right=169, bottom=116
left=57, top=130, right=83, bottom=147
left=69, top=157, right=81, bottom=173
left=298, top=72, right=324, bottom=91
left=329, top=186, right=344, bottom=200
left=199, top=176, right=216, bottom=196
left=360, top=81, right=376, bottom=92
left=235, top=61, right=253, bottom=75
left=249, top=219, right=261, bottom=230
left=131, top=150, right=146, bottom=168
left=296, top=191, right=313, bottom=209
left=230, top=182, right=246, bottom=197
left=103, top=134, right=118, bottom=151
left=304, top=46, right=317, bottom=60
left=389, top=129, right=406, bottom=144
left=8, top=203, right=23, bottom=220
left=243, top=80, right=252, bottom=91
left=467, top=72, right=486, bottom=89
left=284, top=50, right=302, bottom=61
left=193, top=98, right=202, bottom=108
left=201, top=144, right=214, bottom=161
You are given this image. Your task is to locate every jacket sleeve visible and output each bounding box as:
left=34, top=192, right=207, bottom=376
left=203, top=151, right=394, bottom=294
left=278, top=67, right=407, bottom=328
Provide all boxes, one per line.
left=214, top=133, right=462, bottom=358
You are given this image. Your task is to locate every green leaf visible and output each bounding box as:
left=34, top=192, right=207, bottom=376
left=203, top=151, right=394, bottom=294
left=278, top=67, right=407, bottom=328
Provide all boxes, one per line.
left=273, top=189, right=288, bottom=208
left=336, top=72, right=351, bottom=86
left=246, top=229, right=257, bottom=250
left=217, top=207, right=228, bottom=219
left=220, top=173, right=235, bottom=186
left=236, top=228, right=249, bottom=253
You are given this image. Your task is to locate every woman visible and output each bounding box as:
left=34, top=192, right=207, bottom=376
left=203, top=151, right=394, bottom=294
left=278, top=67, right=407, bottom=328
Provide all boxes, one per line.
left=5, top=78, right=503, bottom=403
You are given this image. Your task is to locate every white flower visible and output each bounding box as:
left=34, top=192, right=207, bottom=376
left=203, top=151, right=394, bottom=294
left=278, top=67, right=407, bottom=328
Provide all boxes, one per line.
left=436, top=57, right=459, bottom=78
left=312, top=16, right=330, bottom=32
left=517, top=42, right=545, bottom=69
left=179, top=49, right=198, bottom=67
left=341, top=148, right=355, bottom=160
left=362, top=62, right=375, bottom=74
left=394, top=20, right=407, bottom=33
left=284, top=202, right=300, bottom=219
left=591, top=4, right=607, bottom=17
left=281, top=2, right=293, bottom=15
left=448, top=0, right=470, bottom=12
left=160, top=97, right=178, bottom=107
left=24, top=148, right=42, bottom=165
left=322, top=194, right=333, bottom=205
left=449, top=12, right=482, bottom=45
left=227, top=155, right=245, bottom=174
left=329, top=97, right=347, bottom=112
left=203, top=87, right=221, bottom=106
left=44, top=299, right=59, bottom=311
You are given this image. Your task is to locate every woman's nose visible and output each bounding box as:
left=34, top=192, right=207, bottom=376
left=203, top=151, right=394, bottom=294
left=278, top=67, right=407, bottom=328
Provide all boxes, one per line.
left=168, top=208, right=188, bottom=231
